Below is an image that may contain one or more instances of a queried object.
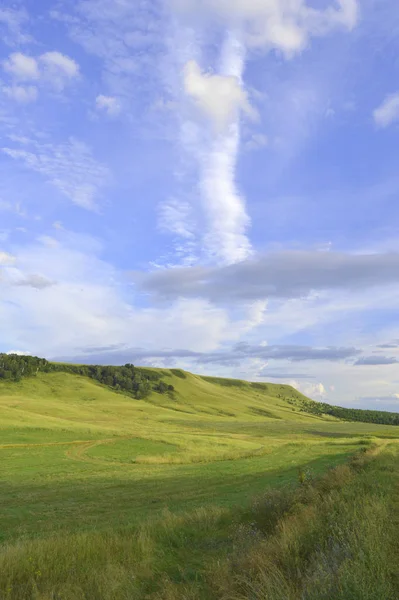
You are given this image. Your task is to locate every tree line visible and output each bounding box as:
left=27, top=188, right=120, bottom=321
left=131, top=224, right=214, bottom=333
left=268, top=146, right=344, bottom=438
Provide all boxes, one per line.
left=0, top=354, right=174, bottom=399
left=283, top=392, right=399, bottom=426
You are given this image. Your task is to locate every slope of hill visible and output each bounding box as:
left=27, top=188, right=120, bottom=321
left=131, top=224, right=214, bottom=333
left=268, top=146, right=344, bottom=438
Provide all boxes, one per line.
left=1, top=358, right=399, bottom=599
left=1, top=362, right=399, bottom=542
left=2, top=353, right=399, bottom=425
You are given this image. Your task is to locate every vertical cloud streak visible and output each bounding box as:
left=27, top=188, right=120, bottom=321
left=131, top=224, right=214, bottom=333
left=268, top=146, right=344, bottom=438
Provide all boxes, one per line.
left=202, top=33, right=252, bottom=264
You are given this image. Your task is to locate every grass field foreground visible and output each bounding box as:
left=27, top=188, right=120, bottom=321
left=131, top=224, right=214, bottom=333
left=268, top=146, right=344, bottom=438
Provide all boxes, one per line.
left=0, top=443, right=398, bottom=599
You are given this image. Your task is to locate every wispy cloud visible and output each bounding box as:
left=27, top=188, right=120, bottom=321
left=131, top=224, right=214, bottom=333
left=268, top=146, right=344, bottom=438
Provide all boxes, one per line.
left=0, top=250, right=16, bottom=265
left=2, top=137, right=109, bottom=211
left=245, top=133, right=268, bottom=151
left=166, top=0, right=359, bottom=265
left=374, top=92, right=399, bottom=128
left=0, top=6, right=32, bottom=46
left=95, top=94, right=121, bottom=117
left=52, top=0, right=164, bottom=107
left=158, top=198, right=195, bottom=241
left=181, top=33, right=253, bottom=264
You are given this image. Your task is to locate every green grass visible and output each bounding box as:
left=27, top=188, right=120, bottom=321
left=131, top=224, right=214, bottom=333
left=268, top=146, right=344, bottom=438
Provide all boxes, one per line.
left=0, top=369, right=399, bottom=598
left=0, top=444, right=398, bottom=599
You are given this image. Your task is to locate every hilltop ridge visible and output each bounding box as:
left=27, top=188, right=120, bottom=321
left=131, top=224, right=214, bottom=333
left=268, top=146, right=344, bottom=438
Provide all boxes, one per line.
left=1, top=353, right=398, bottom=426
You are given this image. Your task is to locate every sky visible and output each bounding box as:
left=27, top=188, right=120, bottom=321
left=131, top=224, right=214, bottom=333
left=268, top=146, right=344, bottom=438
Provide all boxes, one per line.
left=1, top=0, right=399, bottom=411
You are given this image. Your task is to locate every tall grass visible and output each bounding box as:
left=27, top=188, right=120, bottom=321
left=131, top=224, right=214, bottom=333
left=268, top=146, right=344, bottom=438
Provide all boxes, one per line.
left=202, top=445, right=399, bottom=600
left=0, top=445, right=398, bottom=599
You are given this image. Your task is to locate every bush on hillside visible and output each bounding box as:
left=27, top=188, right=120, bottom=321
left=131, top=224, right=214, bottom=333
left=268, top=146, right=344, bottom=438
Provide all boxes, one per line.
left=0, top=354, right=174, bottom=400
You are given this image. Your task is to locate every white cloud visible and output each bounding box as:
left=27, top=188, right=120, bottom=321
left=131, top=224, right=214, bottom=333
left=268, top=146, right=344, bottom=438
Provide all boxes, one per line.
left=172, top=0, right=358, bottom=54
left=374, top=92, right=399, bottom=128
left=3, top=53, right=39, bottom=80
left=245, top=133, right=268, bottom=151
left=0, top=234, right=249, bottom=357
left=2, top=137, right=109, bottom=212
left=40, top=52, right=79, bottom=78
left=184, top=59, right=256, bottom=130
left=178, top=34, right=253, bottom=265
left=0, top=251, right=16, bottom=265
left=0, top=7, right=32, bottom=45
left=170, top=2, right=358, bottom=267
left=2, top=51, right=79, bottom=96
left=54, top=0, right=164, bottom=115
left=201, top=127, right=252, bottom=263
left=37, top=236, right=59, bottom=248
left=240, top=300, right=268, bottom=331
left=158, top=198, right=195, bottom=240
left=2, top=85, right=38, bottom=103
left=39, top=52, right=80, bottom=91
left=95, top=94, right=121, bottom=116
left=292, top=381, right=327, bottom=400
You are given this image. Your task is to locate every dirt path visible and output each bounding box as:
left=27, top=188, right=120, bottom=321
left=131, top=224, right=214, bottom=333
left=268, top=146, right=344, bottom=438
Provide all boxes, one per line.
left=0, top=440, right=95, bottom=449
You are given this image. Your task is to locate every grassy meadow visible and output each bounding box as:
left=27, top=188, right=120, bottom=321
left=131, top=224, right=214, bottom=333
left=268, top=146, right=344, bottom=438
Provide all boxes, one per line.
left=1, top=368, right=399, bottom=598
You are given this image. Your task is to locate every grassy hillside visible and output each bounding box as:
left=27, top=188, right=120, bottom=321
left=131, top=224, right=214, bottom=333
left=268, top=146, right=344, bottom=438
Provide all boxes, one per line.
left=3, top=353, right=399, bottom=425
left=1, top=368, right=399, bottom=541
left=1, top=366, right=399, bottom=598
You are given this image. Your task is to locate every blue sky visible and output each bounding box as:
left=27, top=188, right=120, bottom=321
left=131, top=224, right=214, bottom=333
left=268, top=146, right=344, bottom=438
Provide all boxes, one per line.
left=1, top=0, right=399, bottom=411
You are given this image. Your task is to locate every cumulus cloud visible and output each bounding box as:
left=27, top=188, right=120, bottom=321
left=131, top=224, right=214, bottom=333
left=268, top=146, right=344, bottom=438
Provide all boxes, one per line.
left=136, top=250, right=399, bottom=302
left=184, top=60, right=256, bottom=130
left=354, top=356, right=398, bottom=366
left=2, top=51, right=79, bottom=96
left=39, top=51, right=79, bottom=91
left=3, top=53, right=39, bottom=80
left=374, top=92, right=399, bottom=128
left=172, top=0, right=358, bottom=54
left=2, top=85, right=38, bottom=103
left=293, top=381, right=327, bottom=400
left=95, top=94, right=121, bottom=116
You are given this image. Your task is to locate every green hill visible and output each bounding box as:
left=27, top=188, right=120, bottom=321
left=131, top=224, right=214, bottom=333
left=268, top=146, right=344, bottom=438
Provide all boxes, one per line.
left=1, top=355, right=399, bottom=599
left=1, top=358, right=399, bottom=540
